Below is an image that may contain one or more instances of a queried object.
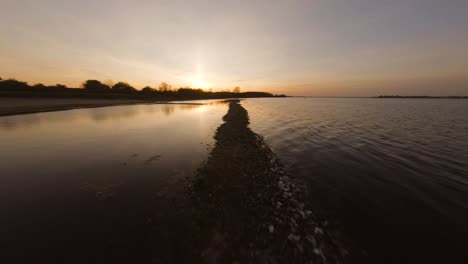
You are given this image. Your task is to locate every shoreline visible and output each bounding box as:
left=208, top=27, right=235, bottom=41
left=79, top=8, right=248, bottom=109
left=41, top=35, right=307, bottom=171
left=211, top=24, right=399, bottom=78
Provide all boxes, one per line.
left=189, top=100, right=350, bottom=263
left=0, top=98, right=148, bottom=117
left=0, top=97, right=213, bottom=117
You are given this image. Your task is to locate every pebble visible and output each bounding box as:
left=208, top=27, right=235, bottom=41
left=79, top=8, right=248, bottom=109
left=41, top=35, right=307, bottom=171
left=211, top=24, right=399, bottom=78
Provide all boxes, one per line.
left=269, top=225, right=274, bottom=233
left=314, top=227, right=323, bottom=234
left=306, top=235, right=317, bottom=247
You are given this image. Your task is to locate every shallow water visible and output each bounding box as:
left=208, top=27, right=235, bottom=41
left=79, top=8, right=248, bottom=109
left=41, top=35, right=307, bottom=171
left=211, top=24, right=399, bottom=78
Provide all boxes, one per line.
left=0, top=101, right=227, bottom=262
left=2, top=98, right=467, bottom=262
left=243, top=98, right=468, bottom=262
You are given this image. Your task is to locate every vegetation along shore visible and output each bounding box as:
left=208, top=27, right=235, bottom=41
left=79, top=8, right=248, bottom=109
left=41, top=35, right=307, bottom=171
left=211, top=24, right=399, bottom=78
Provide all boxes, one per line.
left=0, top=78, right=285, bottom=100
left=0, top=77, right=285, bottom=116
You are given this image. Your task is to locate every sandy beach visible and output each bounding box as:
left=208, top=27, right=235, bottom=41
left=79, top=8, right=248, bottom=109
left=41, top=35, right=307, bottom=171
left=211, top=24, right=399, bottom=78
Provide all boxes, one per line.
left=0, top=98, right=149, bottom=116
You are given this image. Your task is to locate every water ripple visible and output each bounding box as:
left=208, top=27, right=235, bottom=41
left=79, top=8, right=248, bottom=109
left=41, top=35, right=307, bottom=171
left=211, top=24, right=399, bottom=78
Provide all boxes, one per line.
left=243, top=98, right=468, bottom=261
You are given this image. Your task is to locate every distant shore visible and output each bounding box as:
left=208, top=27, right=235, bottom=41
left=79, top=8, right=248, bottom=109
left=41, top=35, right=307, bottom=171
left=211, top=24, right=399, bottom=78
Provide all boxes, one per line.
left=376, top=95, right=468, bottom=99
left=0, top=78, right=285, bottom=106
left=0, top=77, right=285, bottom=116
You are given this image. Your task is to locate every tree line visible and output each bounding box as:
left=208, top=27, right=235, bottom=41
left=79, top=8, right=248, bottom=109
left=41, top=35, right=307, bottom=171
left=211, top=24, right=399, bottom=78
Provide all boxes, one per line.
left=0, top=77, right=286, bottom=100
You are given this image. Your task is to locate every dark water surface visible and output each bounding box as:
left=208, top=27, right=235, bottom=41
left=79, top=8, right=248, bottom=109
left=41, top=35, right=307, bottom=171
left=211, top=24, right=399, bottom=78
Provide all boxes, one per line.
left=2, top=98, right=467, bottom=263
left=0, top=102, right=227, bottom=263
left=243, top=98, right=468, bottom=263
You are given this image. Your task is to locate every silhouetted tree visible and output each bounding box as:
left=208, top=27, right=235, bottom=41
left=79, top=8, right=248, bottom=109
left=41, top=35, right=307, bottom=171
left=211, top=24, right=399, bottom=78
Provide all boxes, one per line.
left=0, top=76, right=277, bottom=99
left=112, top=82, right=136, bottom=93
left=82, top=80, right=110, bottom=91
left=0, top=79, right=29, bottom=90
left=158, top=82, right=171, bottom=92
left=142, top=86, right=157, bottom=93
left=175, top=88, right=211, bottom=100
left=104, top=79, right=115, bottom=89
left=51, top=84, right=67, bottom=89
left=33, top=83, right=47, bottom=89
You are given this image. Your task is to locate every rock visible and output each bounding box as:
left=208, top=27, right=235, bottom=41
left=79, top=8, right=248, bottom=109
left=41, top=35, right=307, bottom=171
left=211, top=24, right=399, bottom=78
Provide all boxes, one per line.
left=314, top=227, right=323, bottom=235
left=190, top=100, right=348, bottom=263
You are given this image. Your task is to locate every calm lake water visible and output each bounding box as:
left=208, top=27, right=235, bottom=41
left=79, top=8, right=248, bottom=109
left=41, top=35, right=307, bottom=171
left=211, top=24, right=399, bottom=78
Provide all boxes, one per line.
left=0, top=101, right=227, bottom=263
left=243, top=98, right=468, bottom=263
left=1, top=98, right=467, bottom=263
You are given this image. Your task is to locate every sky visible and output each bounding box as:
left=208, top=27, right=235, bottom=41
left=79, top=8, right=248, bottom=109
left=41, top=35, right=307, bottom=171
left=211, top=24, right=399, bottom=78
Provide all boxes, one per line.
left=1, top=0, right=468, bottom=96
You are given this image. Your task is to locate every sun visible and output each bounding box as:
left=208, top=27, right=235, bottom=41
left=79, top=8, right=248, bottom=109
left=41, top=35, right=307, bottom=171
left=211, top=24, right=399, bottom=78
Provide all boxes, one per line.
left=192, top=79, right=209, bottom=89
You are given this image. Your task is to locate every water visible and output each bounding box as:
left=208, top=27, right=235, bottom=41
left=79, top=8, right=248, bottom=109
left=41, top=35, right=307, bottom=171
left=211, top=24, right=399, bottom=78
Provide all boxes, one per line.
left=243, top=98, right=468, bottom=262
left=1, top=98, right=467, bottom=262
left=0, top=102, right=227, bottom=262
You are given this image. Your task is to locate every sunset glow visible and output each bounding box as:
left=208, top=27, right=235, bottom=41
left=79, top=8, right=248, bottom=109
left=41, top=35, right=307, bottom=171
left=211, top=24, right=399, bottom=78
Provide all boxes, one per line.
left=1, top=1, right=468, bottom=261
left=1, top=0, right=468, bottom=96
left=192, top=79, right=210, bottom=90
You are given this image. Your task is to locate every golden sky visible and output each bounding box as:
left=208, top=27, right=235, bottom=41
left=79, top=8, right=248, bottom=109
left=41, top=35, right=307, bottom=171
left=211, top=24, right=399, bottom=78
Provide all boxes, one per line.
left=1, top=0, right=468, bottom=96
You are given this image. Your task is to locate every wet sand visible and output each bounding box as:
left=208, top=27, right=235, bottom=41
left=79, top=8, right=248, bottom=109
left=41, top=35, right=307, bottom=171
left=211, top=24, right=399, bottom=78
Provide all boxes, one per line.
left=0, top=98, right=149, bottom=116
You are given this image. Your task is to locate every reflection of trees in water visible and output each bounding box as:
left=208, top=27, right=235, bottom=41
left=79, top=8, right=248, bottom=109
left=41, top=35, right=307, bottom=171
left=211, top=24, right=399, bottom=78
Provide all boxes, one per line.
left=143, top=105, right=158, bottom=114
left=206, top=100, right=231, bottom=106
left=0, top=115, right=41, bottom=130
left=88, top=106, right=140, bottom=122
left=0, top=100, right=230, bottom=130
left=90, top=103, right=207, bottom=119
left=0, top=112, right=80, bottom=130
left=159, top=100, right=230, bottom=116
left=171, top=100, right=231, bottom=106
left=161, top=105, right=175, bottom=116
left=160, top=104, right=201, bottom=116
left=0, top=106, right=140, bottom=130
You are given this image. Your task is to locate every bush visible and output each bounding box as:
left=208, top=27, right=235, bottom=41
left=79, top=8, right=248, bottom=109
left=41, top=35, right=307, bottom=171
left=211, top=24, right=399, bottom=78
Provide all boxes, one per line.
left=111, top=82, right=136, bottom=93
left=0, top=79, right=29, bottom=90
left=82, top=80, right=110, bottom=91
